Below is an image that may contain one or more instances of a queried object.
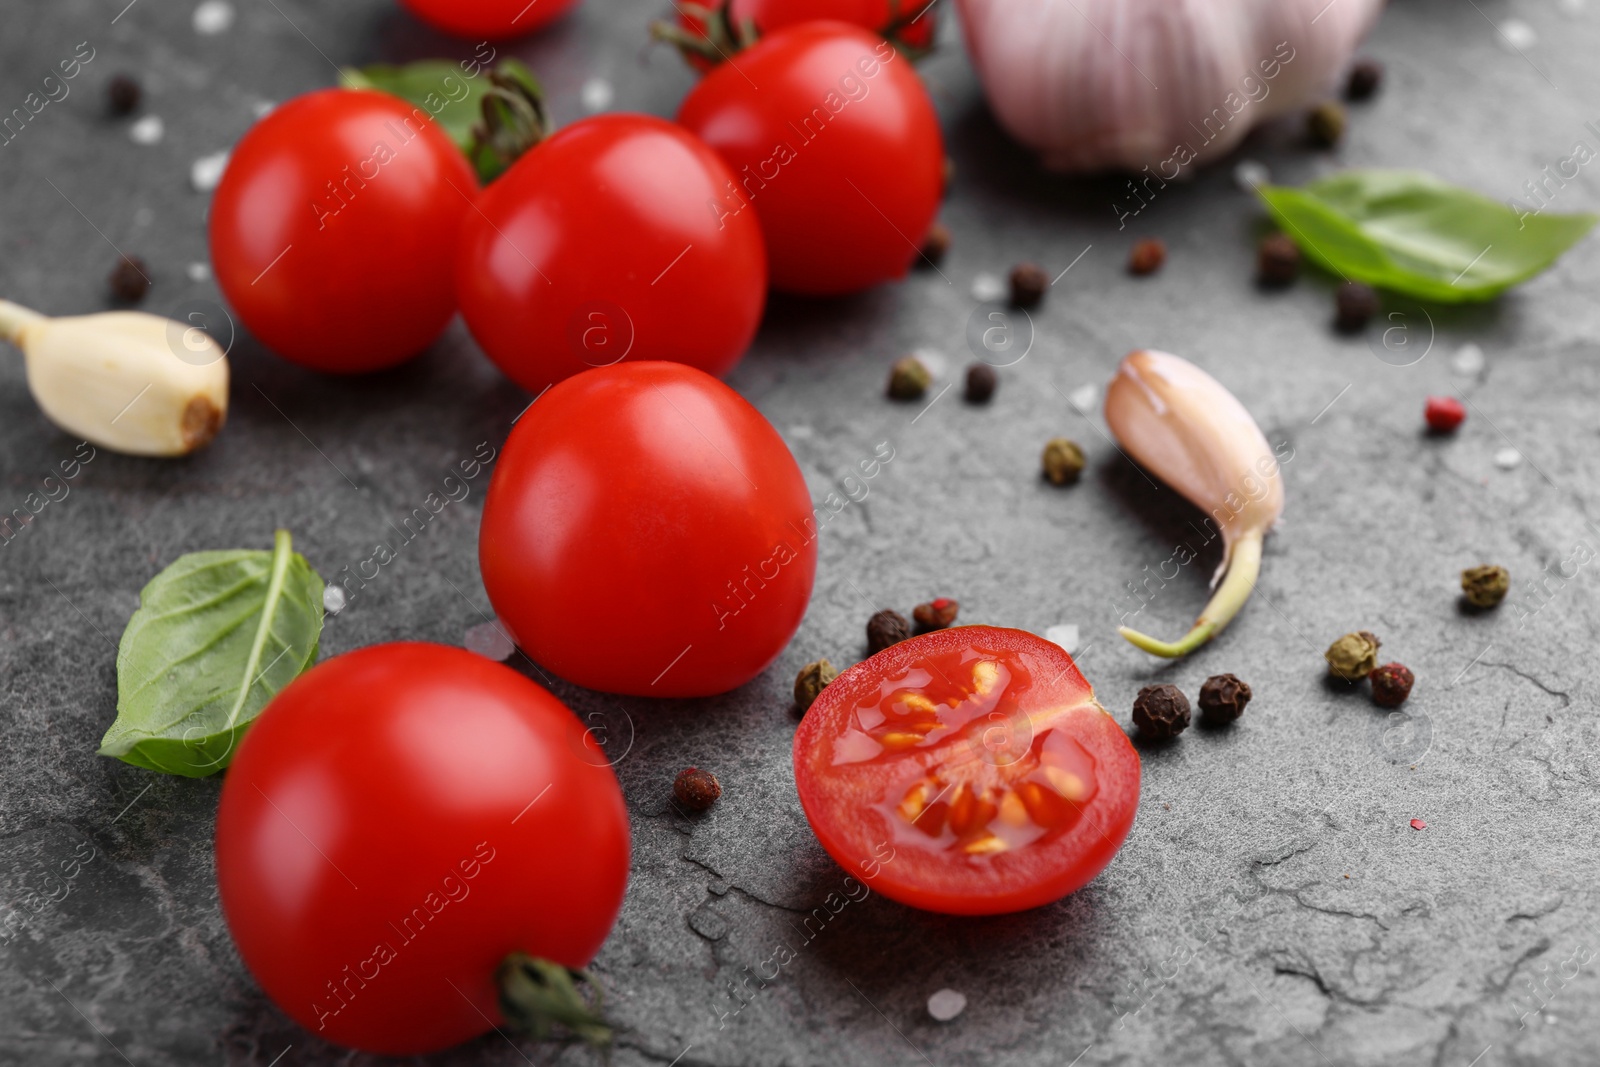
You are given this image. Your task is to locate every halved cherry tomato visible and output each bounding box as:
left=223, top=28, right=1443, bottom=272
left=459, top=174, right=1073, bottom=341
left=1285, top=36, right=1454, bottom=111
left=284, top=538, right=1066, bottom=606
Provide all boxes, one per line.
left=676, top=22, right=943, bottom=295
left=397, top=0, right=581, bottom=39
left=793, top=626, right=1140, bottom=915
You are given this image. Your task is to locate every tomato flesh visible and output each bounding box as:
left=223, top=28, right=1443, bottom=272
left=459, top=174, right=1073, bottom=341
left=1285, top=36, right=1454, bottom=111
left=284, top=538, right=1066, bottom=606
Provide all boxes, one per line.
left=793, top=626, right=1139, bottom=915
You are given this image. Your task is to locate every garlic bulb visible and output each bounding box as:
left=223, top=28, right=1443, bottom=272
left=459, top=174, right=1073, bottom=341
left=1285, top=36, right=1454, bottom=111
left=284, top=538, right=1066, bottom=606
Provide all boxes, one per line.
left=0, top=301, right=228, bottom=457
left=956, top=0, right=1384, bottom=174
left=1103, top=350, right=1285, bottom=658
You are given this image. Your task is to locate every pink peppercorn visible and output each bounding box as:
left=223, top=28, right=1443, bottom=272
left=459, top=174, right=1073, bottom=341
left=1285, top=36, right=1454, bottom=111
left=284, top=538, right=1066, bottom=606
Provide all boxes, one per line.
left=1425, top=396, right=1465, bottom=433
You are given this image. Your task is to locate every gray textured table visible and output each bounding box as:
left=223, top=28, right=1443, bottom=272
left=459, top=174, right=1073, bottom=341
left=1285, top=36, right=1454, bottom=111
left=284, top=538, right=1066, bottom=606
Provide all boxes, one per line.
left=4, top=0, right=1600, bottom=1064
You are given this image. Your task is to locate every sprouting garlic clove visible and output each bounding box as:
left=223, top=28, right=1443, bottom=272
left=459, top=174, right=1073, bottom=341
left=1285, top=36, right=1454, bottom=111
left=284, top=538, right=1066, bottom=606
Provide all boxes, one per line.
left=0, top=300, right=229, bottom=457
left=1103, top=349, right=1285, bottom=658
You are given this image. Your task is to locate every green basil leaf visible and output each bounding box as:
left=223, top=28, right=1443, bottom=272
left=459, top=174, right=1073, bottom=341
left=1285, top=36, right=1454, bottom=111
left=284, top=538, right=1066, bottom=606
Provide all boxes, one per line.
left=1257, top=170, right=1598, bottom=303
left=340, top=58, right=542, bottom=179
left=99, top=530, right=323, bottom=777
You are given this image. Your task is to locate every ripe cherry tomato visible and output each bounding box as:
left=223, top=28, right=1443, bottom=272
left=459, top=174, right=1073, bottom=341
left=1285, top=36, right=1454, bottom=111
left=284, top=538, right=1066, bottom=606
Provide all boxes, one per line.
left=398, top=0, right=581, bottom=39
left=457, top=114, right=767, bottom=394
left=793, top=626, right=1140, bottom=915
left=479, top=362, right=816, bottom=697
left=673, top=0, right=937, bottom=72
left=210, top=89, right=477, bottom=373
left=215, top=643, right=629, bottom=1055
left=676, top=22, right=943, bottom=295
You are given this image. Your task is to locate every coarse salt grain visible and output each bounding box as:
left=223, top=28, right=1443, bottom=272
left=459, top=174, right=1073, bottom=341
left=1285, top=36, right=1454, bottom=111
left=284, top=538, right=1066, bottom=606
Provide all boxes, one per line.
left=129, top=114, right=164, bottom=145
left=580, top=77, right=614, bottom=112
left=191, top=150, right=229, bottom=192
left=927, top=989, right=966, bottom=1021
left=1045, top=624, right=1081, bottom=654
left=1498, top=19, right=1537, bottom=50
left=970, top=273, right=1005, bottom=302
left=193, top=0, right=236, bottom=34
left=1494, top=447, right=1523, bottom=470
left=1068, top=383, right=1098, bottom=413
left=1234, top=160, right=1270, bottom=191
left=323, top=585, right=348, bottom=614
left=1450, top=343, right=1485, bottom=377
left=465, top=620, right=516, bottom=661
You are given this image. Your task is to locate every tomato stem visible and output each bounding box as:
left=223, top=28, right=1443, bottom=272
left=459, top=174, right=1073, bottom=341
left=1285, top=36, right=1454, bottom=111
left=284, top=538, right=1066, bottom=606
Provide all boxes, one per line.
left=1117, top=531, right=1263, bottom=659
left=496, top=953, right=611, bottom=1047
left=469, top=68, right=549, bottom=184
left=649, top=1, right=758, bottom=67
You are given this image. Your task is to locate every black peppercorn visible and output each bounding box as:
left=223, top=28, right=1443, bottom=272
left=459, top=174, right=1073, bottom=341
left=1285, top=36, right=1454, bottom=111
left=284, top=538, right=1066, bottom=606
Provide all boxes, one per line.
left=918, top=223, right=951, bottom=268
left=106, top=73, right=141, bottom=117
left=1369, top=663, right=1414, bottom=708
left=673, top=767, right=721, bottom=811
left=1198, top=673, right=1252, bottom=726
left=1132, top=684, right=1190, bottom=742
left=1335, top=282, right=1379, bottom=333
left=1345, top=59, right=1384, bottom=102
left=1128, top=239, right=1166, bottom=276
left=866, top=609, right=910, bottom=654
left=108, top=256, right=151, bottom=303
left=964, top=363, right=997, bottom=404
left=1308, top=101, right=1347, bottom=147
left=1009, top=263, right=1048, bottom=309
left=1257, top=234, right=1301, bottom=288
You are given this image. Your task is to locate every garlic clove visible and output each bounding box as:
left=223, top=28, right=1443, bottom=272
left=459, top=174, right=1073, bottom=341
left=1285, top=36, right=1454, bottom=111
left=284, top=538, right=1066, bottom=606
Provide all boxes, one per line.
left=956, top=0, right=1385, bottom=174
left=1103, top=349, right=1284, bottom=658
left=1, top=300, right=228, bottom=457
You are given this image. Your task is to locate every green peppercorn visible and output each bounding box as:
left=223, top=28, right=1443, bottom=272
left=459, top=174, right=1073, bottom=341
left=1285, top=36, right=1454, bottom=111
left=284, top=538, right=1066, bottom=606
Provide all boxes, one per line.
left=794, top=658, right=838, bottom=713
left=886, top=356, right=931, bottom=401
left=1325, top=630, right=1381, bottom=682
left=1461, top=564, right=1510, bottom=609
left=1308, top=100, right=1347, bottom=147
left=1042, top=438, right=1085, bottom=486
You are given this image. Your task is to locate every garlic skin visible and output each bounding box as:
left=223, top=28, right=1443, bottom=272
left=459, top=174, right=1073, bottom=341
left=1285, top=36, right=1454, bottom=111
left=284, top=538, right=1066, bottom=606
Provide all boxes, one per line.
left=0, top=301, right=228, bottom=457
left=1103, top=350, right=1284, bottom=658
left=956, top=0, right=1385, bottom=173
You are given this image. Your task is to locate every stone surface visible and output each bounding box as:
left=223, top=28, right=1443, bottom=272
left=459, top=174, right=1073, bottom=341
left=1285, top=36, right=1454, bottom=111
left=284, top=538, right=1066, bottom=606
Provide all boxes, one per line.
left=2, top=1, right=1599, bottom=1065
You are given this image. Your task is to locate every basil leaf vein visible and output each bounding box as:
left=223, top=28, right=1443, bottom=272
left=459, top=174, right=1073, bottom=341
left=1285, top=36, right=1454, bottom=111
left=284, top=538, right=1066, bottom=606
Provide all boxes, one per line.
left=100, top=529, right=324, bottom=777
left=1258, top=169, right=1597, bottom=303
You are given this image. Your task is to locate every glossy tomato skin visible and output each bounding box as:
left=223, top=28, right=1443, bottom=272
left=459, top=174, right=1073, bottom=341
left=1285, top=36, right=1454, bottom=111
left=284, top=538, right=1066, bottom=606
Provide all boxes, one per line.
left=793, top=626, right=1140, bottom=915
left=215, top=643, right=629, bottom=1056
left=210, top=89, right=477, bottom=373
left=457, top=114, right=767, bottom=394
left=677, top=0, right=937, bottom=69
left=479, top=362, right=816, bottom=697
left=676, top=22, right=943, bottom=295
left=399, top=0, right=581, bottom=39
